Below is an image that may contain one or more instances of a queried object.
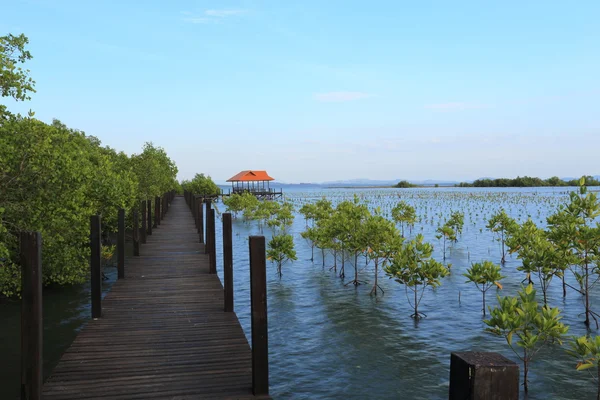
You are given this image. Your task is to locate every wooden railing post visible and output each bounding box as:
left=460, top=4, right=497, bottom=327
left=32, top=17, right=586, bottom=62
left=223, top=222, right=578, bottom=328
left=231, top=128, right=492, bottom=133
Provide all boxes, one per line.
left=205, top=199, right=212, bottom=254
left=155, top=196, right=160, bottom=226
left=208, top=209, right=217, bottom=274
left=133, top=210, right=140, bottom=257
left=249, top=236, right=269, bottom=396
left=141, top=200, right=147, bottom=244
left=20, top=232, right=43, bottom=400
left=147, top=199, right=153, bottom=235
left=449, top=352, right=519, bottom=400
left=223, top=213, right=233, bottom=312
left=198, top=198, right=204, bottom=244
left=117, top=208, right=125, bottom=279
left=90, top=215, right=102, bottom=319
left=191, top=195, right=196, bottom=227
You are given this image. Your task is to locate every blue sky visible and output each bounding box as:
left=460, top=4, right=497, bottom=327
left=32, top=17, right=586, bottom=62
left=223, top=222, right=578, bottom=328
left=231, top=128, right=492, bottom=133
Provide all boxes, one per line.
left=2, top=1, right=599, bottom=183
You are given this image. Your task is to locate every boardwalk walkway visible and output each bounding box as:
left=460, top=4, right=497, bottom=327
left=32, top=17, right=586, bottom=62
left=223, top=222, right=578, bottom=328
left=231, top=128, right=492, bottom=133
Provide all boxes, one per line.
left=42, top=197, right=268, bottom=400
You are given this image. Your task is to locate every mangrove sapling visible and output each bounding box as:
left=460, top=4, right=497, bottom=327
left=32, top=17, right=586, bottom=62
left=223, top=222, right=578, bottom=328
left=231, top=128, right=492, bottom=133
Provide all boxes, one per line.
left=391, top=201, right=417, bottom=237
left=300, top=227, right=318, bottom=262
left=547, top=178, right=600, bottom=328
left=463, top=261, right=504, bottom=315
left=567, top=335, right=600, bottom=400
left=435, top=224, right=456, bottom=261
left=484, top=284, right=569, bottom=395
left=335, top=197, right=370, bottom=285
left=363, top=213, right=403, bottom=296
left=486, top=208, right=518, bottom=264
left=384, top=234, right=449, bottom=319
left=447, top=211, right=465, bottom=240
left=508, top=220, right=566, bottom=306
left=267, top=233, right=297, bottom=279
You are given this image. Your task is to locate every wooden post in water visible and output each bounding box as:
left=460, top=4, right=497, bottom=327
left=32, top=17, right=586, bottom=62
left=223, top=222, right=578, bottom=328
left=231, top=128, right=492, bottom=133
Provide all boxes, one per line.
left=147, top=199, right=153, bottom=235
left=20, top=232, right=43, bottom=400
left=205, top=199, right=212, bottom=254
left=449, top=352, right=519, bottom=400
left=90, top=215, right=102, bottom=319
left=141, top=200, right=147, bottom=244
left=223, top=213, right=233, bottom=312
left=117, top=208, right=125, bottom=279
left=208, top=209, right=217, bottom=274
left=133, top=210, right=140, bottom=257
left=249, top=236, right=269, bottom=396
left=155, top=196, right=160, bottom=226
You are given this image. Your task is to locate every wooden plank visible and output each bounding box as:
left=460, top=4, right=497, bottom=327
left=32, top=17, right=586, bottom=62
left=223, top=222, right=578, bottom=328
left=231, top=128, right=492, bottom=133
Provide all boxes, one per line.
left=42, top=196, right=270, bottom=400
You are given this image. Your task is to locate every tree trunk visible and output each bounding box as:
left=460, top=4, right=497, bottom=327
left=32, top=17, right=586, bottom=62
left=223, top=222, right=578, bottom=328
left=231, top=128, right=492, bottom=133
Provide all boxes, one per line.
left=585, top=256, right=590, bottom=327
left=482, top=290, right=486, bottom=316
left=523, top=350, right=529, bottom=395
left=414, top=288, right=418, bottom=318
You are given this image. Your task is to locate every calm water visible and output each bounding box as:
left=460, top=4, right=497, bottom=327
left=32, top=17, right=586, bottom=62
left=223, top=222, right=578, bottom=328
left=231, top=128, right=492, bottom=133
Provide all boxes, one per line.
left=2, top=187, right=599, bottom=399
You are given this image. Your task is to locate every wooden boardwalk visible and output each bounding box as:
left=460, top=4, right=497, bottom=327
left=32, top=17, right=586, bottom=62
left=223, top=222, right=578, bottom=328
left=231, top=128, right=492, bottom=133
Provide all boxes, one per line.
left=42, top=197, right=269, bottom=400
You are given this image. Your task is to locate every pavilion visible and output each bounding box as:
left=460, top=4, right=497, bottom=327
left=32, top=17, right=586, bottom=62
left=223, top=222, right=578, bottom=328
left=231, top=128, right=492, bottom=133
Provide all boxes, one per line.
left=226, top=170, right=282, bottom=199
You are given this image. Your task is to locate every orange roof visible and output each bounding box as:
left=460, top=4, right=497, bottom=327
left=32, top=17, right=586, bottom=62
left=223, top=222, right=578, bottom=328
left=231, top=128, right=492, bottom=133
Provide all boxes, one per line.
left=227, top=170, right=275, bottom=182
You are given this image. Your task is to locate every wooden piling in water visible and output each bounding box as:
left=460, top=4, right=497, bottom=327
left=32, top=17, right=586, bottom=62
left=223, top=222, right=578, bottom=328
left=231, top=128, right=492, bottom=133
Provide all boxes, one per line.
left=20, top=231, right=43, bottom=400
left=117, top=208, right=125, bottom=279
left=90, top=215, right=102, bottom=319
left=223, top=213, right=233, bottom=312
left=249, top=236, right=269, bottom=396
left=449, top=352, right=519, bottom=400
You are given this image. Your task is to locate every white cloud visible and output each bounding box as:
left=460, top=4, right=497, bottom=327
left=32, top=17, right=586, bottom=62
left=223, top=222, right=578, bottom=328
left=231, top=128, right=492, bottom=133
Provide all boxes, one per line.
left=314, top=91, right=372, bottom=102
left=205, top=9, right=247, bottom=17
left=424, top=102, right=489, bottom=111
left=182, top=9, right=247, bottom=24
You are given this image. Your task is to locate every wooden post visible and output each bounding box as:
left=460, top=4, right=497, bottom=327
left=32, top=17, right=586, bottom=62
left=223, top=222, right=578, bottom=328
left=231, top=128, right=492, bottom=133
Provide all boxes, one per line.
left=141, top=200, right=147, bottom=244
left=208, top=209, right=217, bottom=274
left=90, top=215, right=102, bottom=319
left=133, top=210, right=140, bottom=257
left=155, top=196, right=160, bottom=226
left=449, top=352, right=519, bottom=400
left=223, top=213, right=233, bottom=312
left=249, top=236, right=269, bottom=396
left=205, top=199, right=212, bottom=254
left=117, top=208, right=125, bottom=279
left=198, top=198, right=204, bottom=244
left=147, top=199, right=153, bottom=235
left=20, top=232, right=43, bottom=400
left=191, top=195, right=196, bottom=227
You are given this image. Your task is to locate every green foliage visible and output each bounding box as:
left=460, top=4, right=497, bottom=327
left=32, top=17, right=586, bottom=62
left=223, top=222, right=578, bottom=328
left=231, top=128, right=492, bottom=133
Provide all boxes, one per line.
left=463, top=261, right=504, bottom=315
left=182, top=173, right=220, bottom=197
left=395, top=180, right=416, bottom=188
left=131, top=142, right=178, bottom=201
left=267, top=233, right=297, bottom=278
left=435, top=224, right=456, bottom=260
left=0, top=33, right=35, bottom=117
left=364, top=213, right=403, bottom=296
left=484, top=284, right=568, bottom=394
left=567, top=335, right=600, bottom=398
left=546, top=178, right=600, bottom=327
left=507, top=219, right=567, bottom=306
left=384, top=234, right=449, bottom=319
left=458, top=175, right=600, bottom=187
left=486, top=208, right=518, bottom=264
left=447, top=211, right=465, bottom=236
left=391, top=201, right=417, bottom=237
left=0, top=116, right=177, bottom=297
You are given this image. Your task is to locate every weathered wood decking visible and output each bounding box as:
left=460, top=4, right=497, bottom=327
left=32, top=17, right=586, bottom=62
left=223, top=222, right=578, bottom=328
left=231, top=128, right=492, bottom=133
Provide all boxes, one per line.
left=42, top=197, right=269, bottom=400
